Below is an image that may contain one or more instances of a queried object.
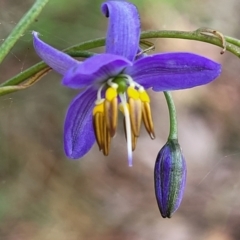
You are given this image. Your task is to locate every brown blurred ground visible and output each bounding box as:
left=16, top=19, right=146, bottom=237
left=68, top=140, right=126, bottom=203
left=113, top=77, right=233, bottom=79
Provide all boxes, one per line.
left=0, top=0, right=240, bottom=239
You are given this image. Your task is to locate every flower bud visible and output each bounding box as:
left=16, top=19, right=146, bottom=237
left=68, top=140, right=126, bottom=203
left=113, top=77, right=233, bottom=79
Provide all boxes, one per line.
left=154, top=139, right=187, bottom=218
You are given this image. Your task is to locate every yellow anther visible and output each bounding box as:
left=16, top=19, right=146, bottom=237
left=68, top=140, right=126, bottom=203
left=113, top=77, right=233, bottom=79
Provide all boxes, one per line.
left=127, top=86, right=139, bottom=100
left=102, top=119, right=111, bottom=156
left=104, top=95, right=118, bottom=137
left=105, top=87, right=118, bottom=101
left=139, top=90, right=150, bottom=103
left=132, top=132, right=138, bottom=151
left=142, top=102, right=155, bottom=139
left=93, top=112, right=104, bottom=151
left=128, top=98, right=142, bottom=137
left=93, top=102, right=104, bottom=115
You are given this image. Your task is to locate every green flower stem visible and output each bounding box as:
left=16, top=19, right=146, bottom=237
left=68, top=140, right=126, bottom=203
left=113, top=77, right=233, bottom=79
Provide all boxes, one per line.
left=0, top=51, right=95, bottom=87
left=0, top=0, right=50, bottom=64
left=64, top=38, right=105, bottom=52
left=2, top=29, right=240, bottom=88
left=140, top=30, right=240, bottom=57
left=0, top=67, right=51, bottom=96
left=65, top=51, right=95, bottom=58
left=164, top=92, right=178, bottom=140
left=1, top=62, right=47, bottom=87
left=224, top=36, right=240, bottom=48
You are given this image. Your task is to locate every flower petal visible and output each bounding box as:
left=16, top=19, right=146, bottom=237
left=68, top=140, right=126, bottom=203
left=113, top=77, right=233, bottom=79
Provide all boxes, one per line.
left=64, top=87, right=97, bottom=159
left=126, top=52, right=221, bottom=91
left=62, top=53, right=132, bottom=88
left=101, top=1, right=140, bottom=61
left=32, top=31, right=79, bottom=75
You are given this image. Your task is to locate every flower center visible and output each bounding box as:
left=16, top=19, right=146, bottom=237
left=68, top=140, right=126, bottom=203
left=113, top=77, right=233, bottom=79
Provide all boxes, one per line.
left=92, top=74, right=155, bottom=166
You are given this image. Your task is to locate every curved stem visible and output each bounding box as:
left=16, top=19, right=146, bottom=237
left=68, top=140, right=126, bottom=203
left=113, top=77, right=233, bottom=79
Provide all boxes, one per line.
left=163, top=92, right=178, bottom=140
left=224, top=36, right=240, bottom=48
left=0, top=0, right=50, bottom=64
left=0, top=51, right=95, bottom=87
left=2, top=29, right=240, bottom=88
left=140, top=30, right=240, bottom=57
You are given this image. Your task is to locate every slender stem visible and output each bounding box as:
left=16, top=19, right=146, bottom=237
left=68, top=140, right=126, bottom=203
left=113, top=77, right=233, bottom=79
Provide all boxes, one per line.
left=0, top=0, right=50, bottom=64
left=2, top=29, right=240, bottom=88
left=65, top=51, right=95, bottom=58
left=225, top=36, right=240, bottom=48
left=0, top=51, right=95, bottom=87
left=140, top=30, right=240, bottom=57
left=164, top=92, right=178, bottom=140
left=64, top=38, right=105, bottom=52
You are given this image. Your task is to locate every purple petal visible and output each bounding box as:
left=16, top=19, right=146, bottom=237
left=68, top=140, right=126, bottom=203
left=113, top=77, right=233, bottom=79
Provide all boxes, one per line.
left=64, top=87, right=97, bottom=159
left=62, top=53, right=132, bottom=88
left=32, top=31, right=79, bottom=75
left=126, top=52, right=221, bottom=91
left=101, top=1, right=140, bottom=61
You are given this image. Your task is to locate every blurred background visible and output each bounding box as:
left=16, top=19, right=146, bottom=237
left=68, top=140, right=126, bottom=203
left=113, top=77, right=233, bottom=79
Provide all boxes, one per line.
left=0, top=0, right=240, bottom=239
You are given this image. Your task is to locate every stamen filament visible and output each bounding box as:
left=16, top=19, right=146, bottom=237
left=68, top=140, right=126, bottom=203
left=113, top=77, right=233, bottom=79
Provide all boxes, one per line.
left=119, top=93, right=133, bottom=167
left=107, top=78, right=118, bottom=89
left=121, top=74, right=142, bottom=89
left=96, top=83, right=106, bottom=103
left=93, top=75, right=154, bottom=164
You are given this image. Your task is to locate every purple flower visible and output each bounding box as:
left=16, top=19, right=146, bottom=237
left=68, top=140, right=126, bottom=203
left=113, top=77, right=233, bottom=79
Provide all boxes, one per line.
left=154, top=139, right=187, bottom=218
left=32, top=1, right=221, bottom=166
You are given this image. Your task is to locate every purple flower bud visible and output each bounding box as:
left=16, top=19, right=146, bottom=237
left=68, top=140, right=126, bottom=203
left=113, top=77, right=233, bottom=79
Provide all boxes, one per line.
left=154, top=139, right=187, bottom=218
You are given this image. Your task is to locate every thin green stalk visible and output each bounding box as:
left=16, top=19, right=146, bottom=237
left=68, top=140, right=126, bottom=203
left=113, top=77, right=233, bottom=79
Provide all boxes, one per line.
left=140, top=30, right=240, bottom=57
left=0, top=0, right=50, bottom=64
left=2, top=29, right=240, bottom=88
left=164, top=92, right=178, bottom=140
left=64, top=38, right=105, bottom=52
left=65, top=51, right=95, bottom=58
left=225, top=36, right=240, bottom=48
left=0, top=51, right=95, bottom=87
